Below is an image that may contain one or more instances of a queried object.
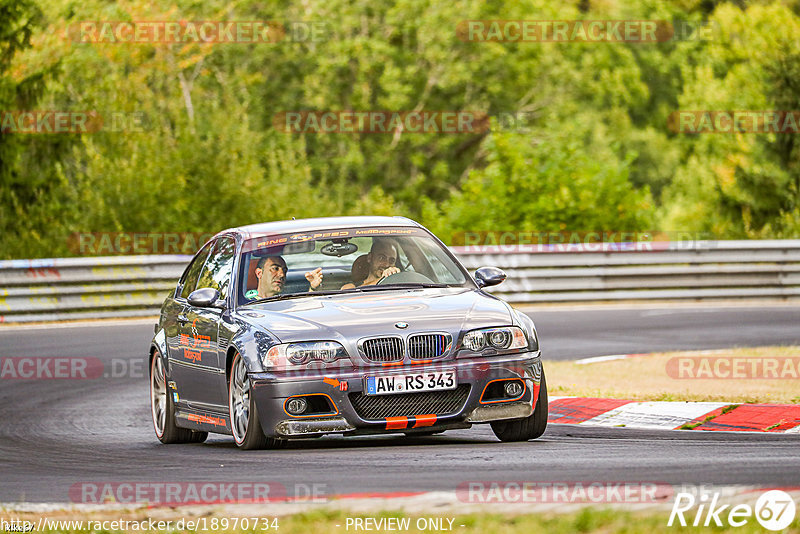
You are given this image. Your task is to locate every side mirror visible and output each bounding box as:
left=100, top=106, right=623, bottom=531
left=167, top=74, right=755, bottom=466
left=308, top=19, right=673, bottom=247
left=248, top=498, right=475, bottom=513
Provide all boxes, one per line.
left=474, top=266, right=507, bottom=288
left=187, top=288, right=225, bottom=309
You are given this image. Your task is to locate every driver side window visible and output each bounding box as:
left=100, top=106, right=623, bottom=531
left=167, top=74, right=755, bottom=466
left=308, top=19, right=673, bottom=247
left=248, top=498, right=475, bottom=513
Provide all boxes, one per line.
left=179, top=245, right=212, bottom=299
left=196, top=237, right=236, bottom=299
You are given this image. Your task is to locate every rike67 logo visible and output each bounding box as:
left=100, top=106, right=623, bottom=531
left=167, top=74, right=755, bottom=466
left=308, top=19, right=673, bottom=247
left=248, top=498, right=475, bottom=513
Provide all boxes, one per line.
left=669, top=488, right=796, bottom=531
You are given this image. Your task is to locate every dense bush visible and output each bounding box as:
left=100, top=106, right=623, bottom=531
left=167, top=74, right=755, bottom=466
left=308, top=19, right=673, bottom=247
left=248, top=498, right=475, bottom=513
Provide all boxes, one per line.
left=1, top=0, right=798, bottom=258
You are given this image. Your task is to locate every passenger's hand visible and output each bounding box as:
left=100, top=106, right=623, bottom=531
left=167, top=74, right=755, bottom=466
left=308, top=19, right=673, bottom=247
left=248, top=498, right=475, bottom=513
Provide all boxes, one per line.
left=305, top=267, right=323, bottom=290
left=380, top=266, right=400, bottom=278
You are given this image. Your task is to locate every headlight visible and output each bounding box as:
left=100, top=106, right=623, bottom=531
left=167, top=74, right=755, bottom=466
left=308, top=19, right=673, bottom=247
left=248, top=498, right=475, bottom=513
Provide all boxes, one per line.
left=263, top=341, right=349, bottom=369
left=460, top=327, right=527, bottom=353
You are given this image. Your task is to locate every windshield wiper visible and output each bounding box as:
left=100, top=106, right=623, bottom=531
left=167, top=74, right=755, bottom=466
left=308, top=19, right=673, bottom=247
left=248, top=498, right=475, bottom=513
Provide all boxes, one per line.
left=245, top=284, right=456, bottom=304
left=357, top=283, right=453, bottom=291
left=244, top=290, right=344, bottom=305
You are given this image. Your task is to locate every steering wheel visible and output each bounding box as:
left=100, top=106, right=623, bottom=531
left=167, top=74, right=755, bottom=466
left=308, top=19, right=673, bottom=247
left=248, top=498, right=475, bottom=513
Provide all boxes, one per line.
left=376, top=271, right=435, bottom=285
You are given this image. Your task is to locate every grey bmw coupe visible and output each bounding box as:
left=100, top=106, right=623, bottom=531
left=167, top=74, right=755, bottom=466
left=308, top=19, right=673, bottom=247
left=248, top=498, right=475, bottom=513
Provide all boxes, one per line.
left=149, top=216, right=547, bottom=449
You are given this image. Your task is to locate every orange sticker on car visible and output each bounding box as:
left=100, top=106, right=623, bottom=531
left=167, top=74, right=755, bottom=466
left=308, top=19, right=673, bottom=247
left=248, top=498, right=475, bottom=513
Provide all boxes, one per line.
left=187, top=414, right=226, bottom=427
left=180, top=332, right=211, bottom=349
left=184, top=348, right=201, bottom=362
left=413, top=414, right=437, bottom=427
left=385, top=416, right=409, bottom=429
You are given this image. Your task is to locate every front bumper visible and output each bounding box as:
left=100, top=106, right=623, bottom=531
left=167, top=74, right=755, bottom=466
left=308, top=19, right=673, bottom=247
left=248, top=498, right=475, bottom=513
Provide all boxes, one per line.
left=249, top=351, right=543, bottom=438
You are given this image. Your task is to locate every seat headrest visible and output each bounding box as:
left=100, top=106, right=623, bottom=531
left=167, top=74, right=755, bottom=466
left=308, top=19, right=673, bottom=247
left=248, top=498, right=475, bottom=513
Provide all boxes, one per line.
left=246, top=259, right=260, bottom=291
left=351, top=254, right=370, bottom=285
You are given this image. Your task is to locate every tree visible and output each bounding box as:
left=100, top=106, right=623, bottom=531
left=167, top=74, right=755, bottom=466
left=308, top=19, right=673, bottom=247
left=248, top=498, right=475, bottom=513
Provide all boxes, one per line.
left=661, top=3, right=800, bottom=237
left=0, top=0, right=46, bottom=234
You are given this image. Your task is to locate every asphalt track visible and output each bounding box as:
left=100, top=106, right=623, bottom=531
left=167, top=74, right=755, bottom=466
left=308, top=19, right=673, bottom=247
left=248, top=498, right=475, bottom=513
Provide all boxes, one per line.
left=1, top=305, right=799, bottom=503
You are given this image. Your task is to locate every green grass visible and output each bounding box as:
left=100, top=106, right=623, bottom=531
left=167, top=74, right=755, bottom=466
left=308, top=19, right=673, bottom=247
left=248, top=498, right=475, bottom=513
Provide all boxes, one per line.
left=25, top=508, right=800, bottom=534
left=547, top=346, right=800, bottom=403
left=680, top=404, right=741, bottom=430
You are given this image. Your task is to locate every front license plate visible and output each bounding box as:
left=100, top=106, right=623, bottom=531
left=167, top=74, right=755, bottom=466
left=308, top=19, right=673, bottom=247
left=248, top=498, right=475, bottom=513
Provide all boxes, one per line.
left=365, top=370, right=457, bottom=396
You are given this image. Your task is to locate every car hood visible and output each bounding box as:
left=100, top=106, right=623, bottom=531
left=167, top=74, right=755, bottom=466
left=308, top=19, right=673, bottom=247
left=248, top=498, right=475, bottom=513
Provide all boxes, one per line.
left=235, top=287, right=514, bottom=342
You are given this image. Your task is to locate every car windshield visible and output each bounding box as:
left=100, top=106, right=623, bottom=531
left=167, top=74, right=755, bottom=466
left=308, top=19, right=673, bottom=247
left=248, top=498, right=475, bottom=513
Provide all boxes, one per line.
left=237, top=226, right=470, bottom=305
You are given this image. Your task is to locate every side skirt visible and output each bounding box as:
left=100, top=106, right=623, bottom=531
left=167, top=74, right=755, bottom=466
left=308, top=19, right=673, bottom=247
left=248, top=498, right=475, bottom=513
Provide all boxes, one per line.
left=175, top=406, right=232, bottom=435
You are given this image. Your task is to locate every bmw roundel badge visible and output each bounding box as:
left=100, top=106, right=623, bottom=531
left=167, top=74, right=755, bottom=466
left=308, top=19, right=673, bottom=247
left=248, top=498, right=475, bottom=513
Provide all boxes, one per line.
left=395, top=322, right=409, bottom=329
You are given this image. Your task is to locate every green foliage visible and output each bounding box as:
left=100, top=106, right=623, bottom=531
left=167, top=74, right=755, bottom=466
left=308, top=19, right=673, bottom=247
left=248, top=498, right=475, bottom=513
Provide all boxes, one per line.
left=661, top=3, right=800, bottom=237
left=429, top=124, right=653, bottom=241
left=1, top=0, right=799, bottom=258
left=0, top=0, right=47, bottom=242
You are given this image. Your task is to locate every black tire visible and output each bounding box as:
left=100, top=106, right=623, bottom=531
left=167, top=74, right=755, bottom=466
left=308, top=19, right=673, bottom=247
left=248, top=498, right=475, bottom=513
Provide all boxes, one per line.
left=150, top=352, right=208, bottom=444
left=490, top=371, right=548, bottom=442
left=189, top=430, right=208, bottom=443
left=229, top=352, right=285, bottom=450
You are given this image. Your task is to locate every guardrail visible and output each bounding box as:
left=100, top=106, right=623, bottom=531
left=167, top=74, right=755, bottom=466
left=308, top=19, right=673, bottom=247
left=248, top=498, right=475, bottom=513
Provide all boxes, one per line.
left=0, top=256, right=189, bottom=323
left=452, top=239, right=800, bottom=303
left=0, top=240, right=798, bottom=322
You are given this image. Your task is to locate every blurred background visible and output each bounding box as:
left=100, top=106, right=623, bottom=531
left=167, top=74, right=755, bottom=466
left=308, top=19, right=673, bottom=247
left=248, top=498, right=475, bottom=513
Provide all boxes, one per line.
left=2, top=0, right=799, bottom=259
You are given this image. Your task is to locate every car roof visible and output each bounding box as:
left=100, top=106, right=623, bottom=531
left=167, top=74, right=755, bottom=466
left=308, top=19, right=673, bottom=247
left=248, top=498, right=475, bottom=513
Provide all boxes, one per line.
left=217, top=216, right=422, bottom=240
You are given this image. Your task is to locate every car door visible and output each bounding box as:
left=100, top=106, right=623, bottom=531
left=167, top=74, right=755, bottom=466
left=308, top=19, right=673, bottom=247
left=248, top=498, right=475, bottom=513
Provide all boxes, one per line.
left=174, top=237, right=236, bottom=410
left=167, top=242, right=212, bottom=382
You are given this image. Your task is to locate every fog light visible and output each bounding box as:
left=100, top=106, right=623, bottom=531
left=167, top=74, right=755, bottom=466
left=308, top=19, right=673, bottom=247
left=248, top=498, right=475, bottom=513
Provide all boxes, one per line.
left=504, top=381, right=523, bottom=397
left=286, top=397, right=308, bottom=415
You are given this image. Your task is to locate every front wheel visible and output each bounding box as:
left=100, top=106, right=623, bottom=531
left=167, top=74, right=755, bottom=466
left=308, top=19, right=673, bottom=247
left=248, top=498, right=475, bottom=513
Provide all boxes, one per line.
left=229, top=352, right=285, bottom=450
left=150, top=352, right=207, bottom=444
left=491, top=371, right=548, bottom=442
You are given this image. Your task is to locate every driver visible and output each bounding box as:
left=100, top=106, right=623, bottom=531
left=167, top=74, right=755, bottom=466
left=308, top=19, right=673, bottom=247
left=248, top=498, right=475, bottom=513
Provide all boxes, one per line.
left=248, top=256, right=323, bottom=299
left=341, top=239, right=400, bottom=289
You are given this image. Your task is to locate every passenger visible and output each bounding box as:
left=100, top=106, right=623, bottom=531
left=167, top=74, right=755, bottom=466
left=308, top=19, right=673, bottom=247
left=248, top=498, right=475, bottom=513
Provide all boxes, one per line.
left=305, top=267, right=323, bottom=292
left=341, top=239, right=400, bottom=289
left=250, top=256, right=322, bottom=299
